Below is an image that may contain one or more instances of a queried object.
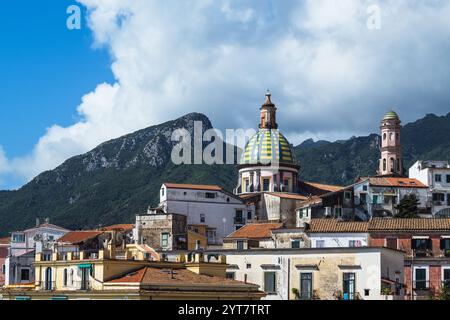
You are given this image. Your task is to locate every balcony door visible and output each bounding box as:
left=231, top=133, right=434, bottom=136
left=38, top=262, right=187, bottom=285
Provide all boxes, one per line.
left=300, top=273, right=313, bottom=300
left=414, top=268, right=428, bottom=290
left=343, top=273, right=356, bottom=300
left=45, top=267, right=52, bottom=291
left=81, top=268, right=90, bottom=290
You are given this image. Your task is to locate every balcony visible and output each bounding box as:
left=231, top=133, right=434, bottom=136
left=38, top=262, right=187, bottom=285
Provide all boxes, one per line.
left=413, top=280, right=430, bottom=290
left=39, top=281, right=56, bottom=291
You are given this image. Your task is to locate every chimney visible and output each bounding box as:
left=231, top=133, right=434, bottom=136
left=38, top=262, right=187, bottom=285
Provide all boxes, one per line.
left=45, top=217, right=49, bottom=224
left=36, top=218, right=40, bottom=227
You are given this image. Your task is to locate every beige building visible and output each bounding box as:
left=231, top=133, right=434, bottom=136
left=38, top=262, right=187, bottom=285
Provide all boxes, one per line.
left=218, top=247, right=405, bottom=300
left=0, top=247, right=264, bottom=300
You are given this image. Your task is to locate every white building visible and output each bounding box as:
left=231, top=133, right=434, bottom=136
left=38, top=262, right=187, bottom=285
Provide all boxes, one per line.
left=409, top=160, right=450, bottom=217
left=306, top=219, right=369, bottom=248
left=158, top=183, right=255, bottom=245
left=220, top=247, right=404, bottom=300
left=5, top=221, right=69, bottom=286
left=353, top=177, right=429, bottom=218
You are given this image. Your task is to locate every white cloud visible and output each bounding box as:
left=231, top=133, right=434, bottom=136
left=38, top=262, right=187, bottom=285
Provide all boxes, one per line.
left=2, top=0, right=450, bottom=188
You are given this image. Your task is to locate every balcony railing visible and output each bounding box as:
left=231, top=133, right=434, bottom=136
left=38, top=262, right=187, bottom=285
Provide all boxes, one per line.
left=413, top=280, right=430, bottom=290
left=234, top=217, right=245, bottom=225
left=75, top=281, right=92, bottom=291
left=38, top=281, right=56, bottom=291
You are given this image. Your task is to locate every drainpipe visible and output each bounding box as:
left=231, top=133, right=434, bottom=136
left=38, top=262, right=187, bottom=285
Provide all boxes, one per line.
left=287, top=258, right=291, bottom=301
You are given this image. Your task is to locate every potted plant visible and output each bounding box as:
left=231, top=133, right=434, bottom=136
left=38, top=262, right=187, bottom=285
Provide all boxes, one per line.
left=291, top=288, right=299, bottom=300
left=381, top=287, right=392, bottom=300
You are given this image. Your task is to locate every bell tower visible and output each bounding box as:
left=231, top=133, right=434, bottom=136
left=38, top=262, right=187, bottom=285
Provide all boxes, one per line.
left=259, top=91, right=278, bottom=129
left=379, top=111, right=403, bottom=176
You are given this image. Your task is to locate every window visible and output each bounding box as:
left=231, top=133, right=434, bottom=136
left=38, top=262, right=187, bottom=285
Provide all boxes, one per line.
left=443, top=268, right=450, bottom=288
left=247, top=211, right=252, bottom=220
left=200, top=214, right=206, bottom=223
left=363, top=186, right=368, bottom=191
left=45, top=267, right=53, bottom=291
left=161, top=233, right=169, bottom=248
left=364, top=289, right=370, bottom=296
left=386, top=238, right=398, bottom=250
left=63, top=269, right=68, bottom=286
left=334, top=207, right=342, bottom=217
left=344, top=192, right=352, bottom=200
left=264, top=272, right=277, bottom=294
left=433, top=193, right=445, bottom=203
left=360, top=193, right=367, bottom=204
left=343, top=273, right=356, bottom=300
left=414, top=268, right=428, bottom=290
left=298, top=208, right=308, bottom=219
left=237, top=241, right=245, bottom=251
left=20, top=269, right=30, bottom=281
left=246, top=263, right=252, bottom=269
left=440, top=238, right=450, bottom=256
left=205, top=192, right=216, bottom=199
left=226, top=272, right=235, bottom=280
left=412, top=238, right=432, bottom=250
left=300, top=273, right=313, bottom=300
left=447, top=175, right=450, bottom=184
left=383, top=133, right=387, bottom=141
left=262, top=178, right=270, bottom=192
left=2, top=264, right=5, bottom=275
left=235, top=210, right=243, bottom=224
left=243, top=178, right=250, bottom=192
left=349, top=240, right=357, bottom=248
left=291, top=240, right=301, bottom=249
left=316, top=240, right=325, bottom=248
left=12, top=233, right=25, bottom=243
left=373, top=195, right=379, bottom=204
left=161, top=188, right=165, bottom=196
left=383, top=159, right=387, bottom=171
left=435, top=174, right=442, bottom=183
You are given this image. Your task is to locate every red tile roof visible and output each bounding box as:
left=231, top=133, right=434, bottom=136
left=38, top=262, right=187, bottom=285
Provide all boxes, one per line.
left=365, top=177, right=427, bottom=188
left=267, top=193, right=308, bottom=201
left=107, top=267, right=257, bottom=287
left=57, top=231, right=104, bottom=244
left=101, top=224, right=134, bottom=232
left=163, top=183, right=222, bottom=191
left=368, top=218, right=450, bottom=231
left=226, top=223, right=284, bottom=239
left=308, top=219, right=369, bottom=233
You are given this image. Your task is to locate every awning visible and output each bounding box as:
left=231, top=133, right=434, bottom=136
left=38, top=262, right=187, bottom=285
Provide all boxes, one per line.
left=295, top=264, right=319, bottom=271
left=15, top=296, right=31, bottom=300
left=51, top=296, right=68, bottom=300
left=78, top=264, right=93, bottom=269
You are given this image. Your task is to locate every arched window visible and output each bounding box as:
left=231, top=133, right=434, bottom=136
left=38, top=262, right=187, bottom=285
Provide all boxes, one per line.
left=383, top=133, right=387, bottom=141
left=397, top=159, right=401, bottom=172
left=45, top=267, right=52, bottom=291
left=63, top=268, right=68, bottom=286
left=70, top=269, right=74, bottom=285
left=390, top=158, right=395, bottom=173
left=383, top=159, right=387, bottom=171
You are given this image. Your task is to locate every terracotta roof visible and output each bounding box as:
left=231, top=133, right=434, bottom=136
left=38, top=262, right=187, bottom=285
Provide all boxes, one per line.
left=101, top=224, right=134, bottom=232
left=304, top=182, right=344, bottom=193
left=368, top=218, right=450, bottom=231
left=366, top=177, right=427, bottom=188
left=57, top=231, right=104, bottom=244
left=163, top=183, right=222, bottom=191
left=108, top=267, right=256, bottom=287
left=308, top=219, right=369, bottom=233
left=226, top=223, right=284, bottom=239
left=267, top=193, right=308, bottom=201
left=0, top=237, right=10, bottom=245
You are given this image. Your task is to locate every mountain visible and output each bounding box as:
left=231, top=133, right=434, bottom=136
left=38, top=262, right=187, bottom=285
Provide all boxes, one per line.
left=1, top=112, right=449, bottom=235
left=294, top=112, right=450, bottom=185
left=0, top=113, right=237, bottom=235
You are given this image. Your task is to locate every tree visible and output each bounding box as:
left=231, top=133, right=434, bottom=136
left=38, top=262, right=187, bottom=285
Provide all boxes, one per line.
left=395, top=194, right=420, bottom=218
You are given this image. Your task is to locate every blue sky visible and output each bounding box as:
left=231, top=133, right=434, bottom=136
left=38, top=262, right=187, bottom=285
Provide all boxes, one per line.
left=1, top=1, right=450, bottom=190
left=0, top=1, right=112, bottom=157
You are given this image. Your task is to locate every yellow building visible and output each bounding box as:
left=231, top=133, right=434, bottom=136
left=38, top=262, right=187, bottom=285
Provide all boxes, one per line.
left=0, top=245, right=264, bottom=300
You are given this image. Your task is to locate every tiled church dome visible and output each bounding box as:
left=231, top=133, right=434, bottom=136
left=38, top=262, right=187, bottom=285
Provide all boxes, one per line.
left=241, top=129, right=296, bottom=165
